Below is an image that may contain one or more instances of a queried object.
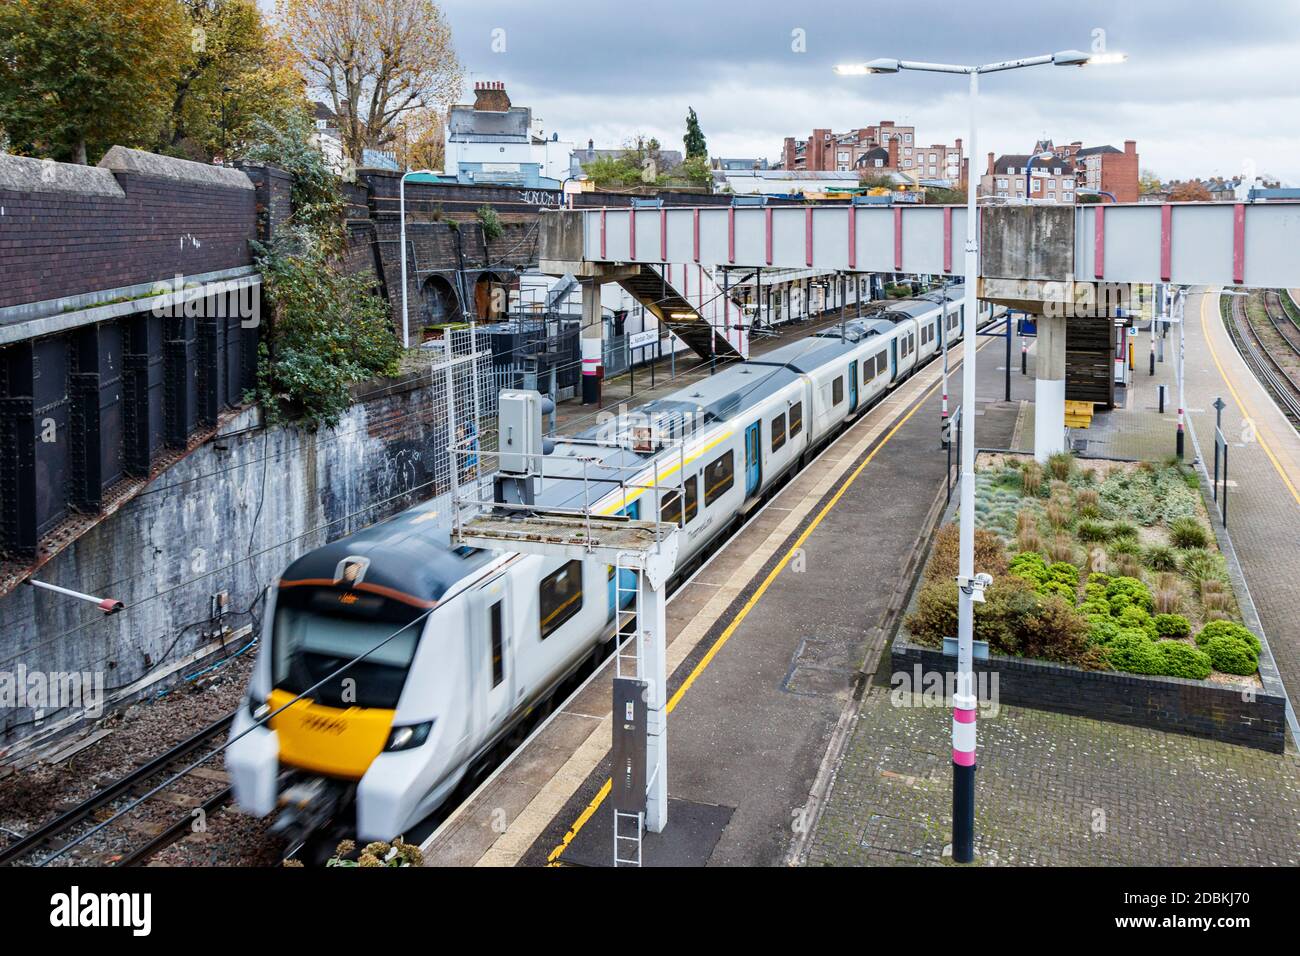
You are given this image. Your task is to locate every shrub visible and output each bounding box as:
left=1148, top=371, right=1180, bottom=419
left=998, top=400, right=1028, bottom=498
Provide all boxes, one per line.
left=1107, top=535, right=1141, bottom=557
left=1087, top=614, right=1121, bottom=646
left=1015, top=510, right=1037, bottom=539
left=476, top=204, right=504, bottom=241
left=1112, top=553, right=1144, bottom=579
left=1106, top=576, right=1154, bottom=613
left=1085, top=572, right=1110, bottom=592
left=1049, top=534, right=1076, bottom=564
left=1046, top=452, right=1074, bottom=482
left=1152, top=572, right=1184, bottom=615
left=1154, top=613, right=1192, bottom=639
left=1008, top=551, right=1048, bottom=584
left=1045, top=500, right=1071, bottom=530
left=1076, top=488, right=1100, bottom=511
left=1110, top=521, right=1139, bottom=541
left=1201, top=634, right=1258, bottom=676
left=1157, top=641, right=1212, bottom=680
left=1199, top=580, right=1233, bottom=615
left=1181, top=549, right=1229, bottom=592
left=254, top=229, right=404, bottom=428
left=1046, top=562, right=1079, bottom=588
left=1076, top=519, right=1111, bottom=543
left=1196, top=620, right=1260, bottom=656
left=1016, top=528, right=1043, bottom=554
left=1144, top=544, right=1179, bottom=572
left=924, top=524, right=1009, bottom=582
left=1017, top=594, right=1091, bottom=663
left=905, top=580, right=957, bottom=646
left=1168, top=517, right=1209, bottom=549
left=1020, top=461, right=1043, bottom=498
left=1118, top=605, right=1157, bottom=638
left=1106, top=631, right=1164, bottom=675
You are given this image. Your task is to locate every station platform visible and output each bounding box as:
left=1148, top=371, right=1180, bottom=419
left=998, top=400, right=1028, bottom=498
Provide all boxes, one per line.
left=421, top=316, right=1024, bottom=866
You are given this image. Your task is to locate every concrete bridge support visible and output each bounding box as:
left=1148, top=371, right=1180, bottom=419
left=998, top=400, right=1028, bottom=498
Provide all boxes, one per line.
left=580, top=279, right=603, bottom=405
left=1033, top=313, right=1068, bottom=462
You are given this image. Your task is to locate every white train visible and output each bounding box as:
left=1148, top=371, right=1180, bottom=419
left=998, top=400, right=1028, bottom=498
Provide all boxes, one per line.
left=227, top=289, right=1001, bottom=841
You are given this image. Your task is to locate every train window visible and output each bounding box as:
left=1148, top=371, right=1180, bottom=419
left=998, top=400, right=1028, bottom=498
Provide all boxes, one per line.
left=832, top=376, right=844, bottom=405
left=876, top=353, right=887, bottom=376
left=684, top=474, right=699, bottom=523
left=789, top=401, right=803, bottom=437
left=771, top=412, right=787, bottom=452
left=489, top=601, right=504, bottom=687
left=539, top=560, right=583, bottom=639
left=704, top=451, right=734, bottom=506
left=660, top=487, right=683, bottom=526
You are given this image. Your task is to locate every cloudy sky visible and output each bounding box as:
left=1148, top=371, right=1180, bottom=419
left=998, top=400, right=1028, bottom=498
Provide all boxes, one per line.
left=425, top=0, right=1299, bottom=183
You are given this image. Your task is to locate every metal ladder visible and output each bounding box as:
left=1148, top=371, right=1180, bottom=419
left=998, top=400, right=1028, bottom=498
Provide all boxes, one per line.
left=614, top=808, right=644, bottom=867
left=613, top=554, right=642, bottom=681
left=612, top=552, right=644, bottom=867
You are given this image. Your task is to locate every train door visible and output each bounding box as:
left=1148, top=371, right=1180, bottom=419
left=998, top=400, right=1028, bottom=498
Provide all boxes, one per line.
left=608, top=501, right=641, bottom=614
left=744, top=421, right=762, bottom=496
left=474, top=575, right=514, bottom=734
left=890, top=339, right=898, bottom=381
left=848, top=360, right=859, bottom=412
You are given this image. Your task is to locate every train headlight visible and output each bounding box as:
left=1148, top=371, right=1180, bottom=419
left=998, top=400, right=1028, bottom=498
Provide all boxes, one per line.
left=384, top=721, right=433, bottom=752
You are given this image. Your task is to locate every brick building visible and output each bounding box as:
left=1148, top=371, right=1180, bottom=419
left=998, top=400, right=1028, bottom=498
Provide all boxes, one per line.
left=979, top=138, right=1139, bottom=202
left=779, top=121, right=964, bottom=183
left=979, top=151, right=1077, bottom=202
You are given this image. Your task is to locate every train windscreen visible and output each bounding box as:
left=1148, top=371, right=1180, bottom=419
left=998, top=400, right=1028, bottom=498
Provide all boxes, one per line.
left=271, top=588, right=426, bottom=709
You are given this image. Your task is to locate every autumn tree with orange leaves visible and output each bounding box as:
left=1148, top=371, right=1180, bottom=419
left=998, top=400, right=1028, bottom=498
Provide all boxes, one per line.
left=277, top=0, right=462, bottom=165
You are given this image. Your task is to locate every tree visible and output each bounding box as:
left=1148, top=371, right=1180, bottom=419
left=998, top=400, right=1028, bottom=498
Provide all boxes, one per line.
left=0, top=0, right=187, bottom=163
left=1168, top=180, right=1213, bottom=202
left=683, top=107, right=707, bottom=159
left=396, top=106, right=446, bottom=172
left=235, top=105, right=344, bottom=241
left=924, top=186, right=967, bottom=204
left=1138, top=167, right=1162, bottom=196
left=164, top=0, right=308, bottom=161
left=277, top=0, right=463, bottom=165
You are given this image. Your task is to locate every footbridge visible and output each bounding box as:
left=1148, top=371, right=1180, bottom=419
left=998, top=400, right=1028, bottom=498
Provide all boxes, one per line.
left=539, top=202, right=1300, bottom=456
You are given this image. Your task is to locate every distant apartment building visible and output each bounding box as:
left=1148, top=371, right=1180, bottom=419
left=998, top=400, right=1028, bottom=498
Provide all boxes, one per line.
left=980, top=138, right=1138, bottom=202
left=779, top=121, right=964, bottom=184
left=979, top=151, right=1077, bottom=202
left=443, top=81, right=574, bottom=186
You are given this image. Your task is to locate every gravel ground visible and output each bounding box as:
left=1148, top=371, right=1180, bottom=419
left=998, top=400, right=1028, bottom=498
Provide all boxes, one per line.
left=0, top=648, right=286, bottom=866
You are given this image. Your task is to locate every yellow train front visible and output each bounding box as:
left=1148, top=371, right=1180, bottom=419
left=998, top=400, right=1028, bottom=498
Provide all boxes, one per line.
left=226, top=508, right=501, bottom=842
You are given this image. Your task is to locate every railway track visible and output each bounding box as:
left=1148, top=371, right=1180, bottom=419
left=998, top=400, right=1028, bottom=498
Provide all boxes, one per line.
left=1224, top=292, right=1300, bottom=429
left=1262, top=290, right=1300, bottom=358
left=0, top=713, right=235, bottom=867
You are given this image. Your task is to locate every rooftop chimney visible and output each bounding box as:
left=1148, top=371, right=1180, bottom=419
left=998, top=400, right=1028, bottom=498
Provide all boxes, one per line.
left=473, top=81, right=511, bottom=112
left=887, top=137, right=899, bottom=168
left=1124, top=139, right=1137, bottom=155
left=987, top=152, right=995, bottom=175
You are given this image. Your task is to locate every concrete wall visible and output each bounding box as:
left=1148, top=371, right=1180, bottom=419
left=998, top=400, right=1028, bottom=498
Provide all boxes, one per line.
left=0, top=370, right=458, bottom=747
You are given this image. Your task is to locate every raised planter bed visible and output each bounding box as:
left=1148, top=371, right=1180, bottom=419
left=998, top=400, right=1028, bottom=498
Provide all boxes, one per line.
left=890, top=451, right=1288, bottom=752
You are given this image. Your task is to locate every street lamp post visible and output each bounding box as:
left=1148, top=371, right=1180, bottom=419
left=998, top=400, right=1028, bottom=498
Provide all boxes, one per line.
left=400, top=168, right=441, bottom=349
left=836, top=46, right=1123, bottom=865
left=1024, top=150, right=1057, bottom=202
